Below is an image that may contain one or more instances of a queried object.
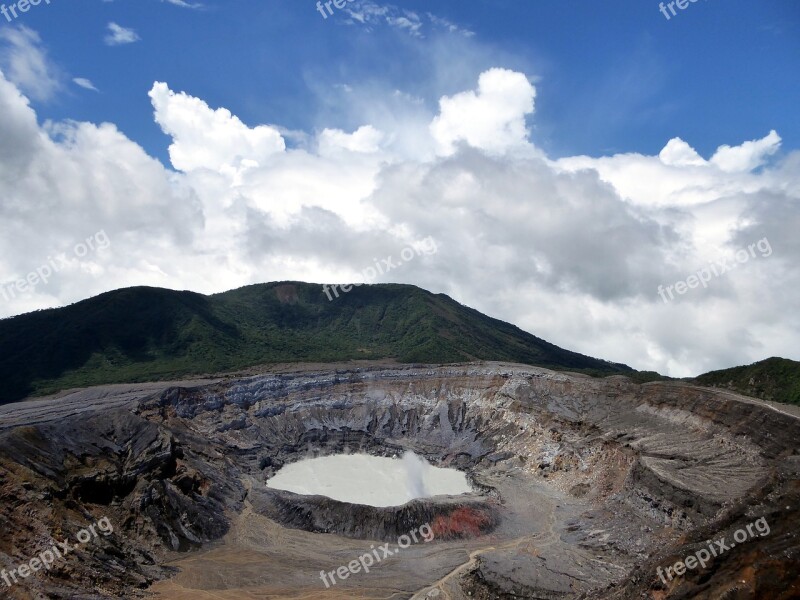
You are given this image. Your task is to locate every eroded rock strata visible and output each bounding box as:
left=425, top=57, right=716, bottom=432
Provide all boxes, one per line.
left=0, top=363, right=797, bottom=599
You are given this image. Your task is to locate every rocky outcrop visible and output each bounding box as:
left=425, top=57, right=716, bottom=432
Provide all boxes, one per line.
left=0, top=409, right=244, bottom=598
left=254, top=487, right=500, bottom=541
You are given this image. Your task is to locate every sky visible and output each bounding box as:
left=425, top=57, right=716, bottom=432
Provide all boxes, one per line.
left=0, top=0, right=798, bottom=377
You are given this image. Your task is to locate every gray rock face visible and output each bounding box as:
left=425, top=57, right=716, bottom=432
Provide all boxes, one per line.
left=0, top=362, right=798, bottom=599
left=254, top=488, right=500, bottom=542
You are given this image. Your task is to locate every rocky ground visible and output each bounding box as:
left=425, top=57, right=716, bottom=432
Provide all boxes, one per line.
left=0, top=362, right=798, bottom=599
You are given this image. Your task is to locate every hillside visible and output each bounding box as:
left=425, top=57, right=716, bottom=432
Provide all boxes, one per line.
left=694, top=356, right=800, bottom=407
left=0, top=282, right=636, bottom=404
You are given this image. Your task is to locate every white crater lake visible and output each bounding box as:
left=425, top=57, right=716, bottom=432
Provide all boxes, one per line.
left=266, top=451, right=471, bottom=507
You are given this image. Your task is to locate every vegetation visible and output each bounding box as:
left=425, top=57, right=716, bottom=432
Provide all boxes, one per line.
left=694, top=357, right=800, bottom=407
left=0, top=282, right=639, bottom=404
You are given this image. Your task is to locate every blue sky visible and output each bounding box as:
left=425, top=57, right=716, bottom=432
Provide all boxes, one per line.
left=15, top=0, right=800, bottom=162
left=1, top=1, right=799, bottom=376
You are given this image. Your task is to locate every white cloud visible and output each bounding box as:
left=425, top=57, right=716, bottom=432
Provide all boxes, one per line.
left=426, top=13, right=474, bottom=37
left=318, top=125, right=384, bottom=156
left=0, top=26, right=61, bottom=102
left=161, top=0, right=203, bottom=8
left=386, top=13, right=423, bottom=37
left=73, top=77, right=99, bottom=92
left=0, top=69, right=204, bottom=313
left=430, top=68, right=536, bottom=156
left=659, top=137, right=707, bottom=167
left=710, top=129, right=781, bottom=172
left=345, top=3, right=390, bottom=26
left=104, top=22, right=140, bottom=46
left=556, top=130, right=786, bottom=210
left=344, top=3, right=473, bottom=38
left=148, top=82, right=286, bottom=174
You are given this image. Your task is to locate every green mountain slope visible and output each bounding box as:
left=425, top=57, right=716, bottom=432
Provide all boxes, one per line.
left=0, top=282, right=635, bottom=404
left=694, top=357, right=800, bottom=407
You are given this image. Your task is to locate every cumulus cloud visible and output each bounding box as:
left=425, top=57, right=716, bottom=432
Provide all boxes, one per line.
left=149, top=82, right=286, bottom=173
left=710, top=129, right=781, bottom=173
left=659, top=138, right=707, bottom=167
left=0, top=69, right=203, bottom=313
left=430, top=68, right=535, bottom=156
left=1, top=65, right=798, bottom=379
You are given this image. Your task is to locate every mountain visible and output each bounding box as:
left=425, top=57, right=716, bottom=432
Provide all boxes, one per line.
left=693, top=356, right=800, bottom=407
left=0, top=282, right=638, bottom=404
